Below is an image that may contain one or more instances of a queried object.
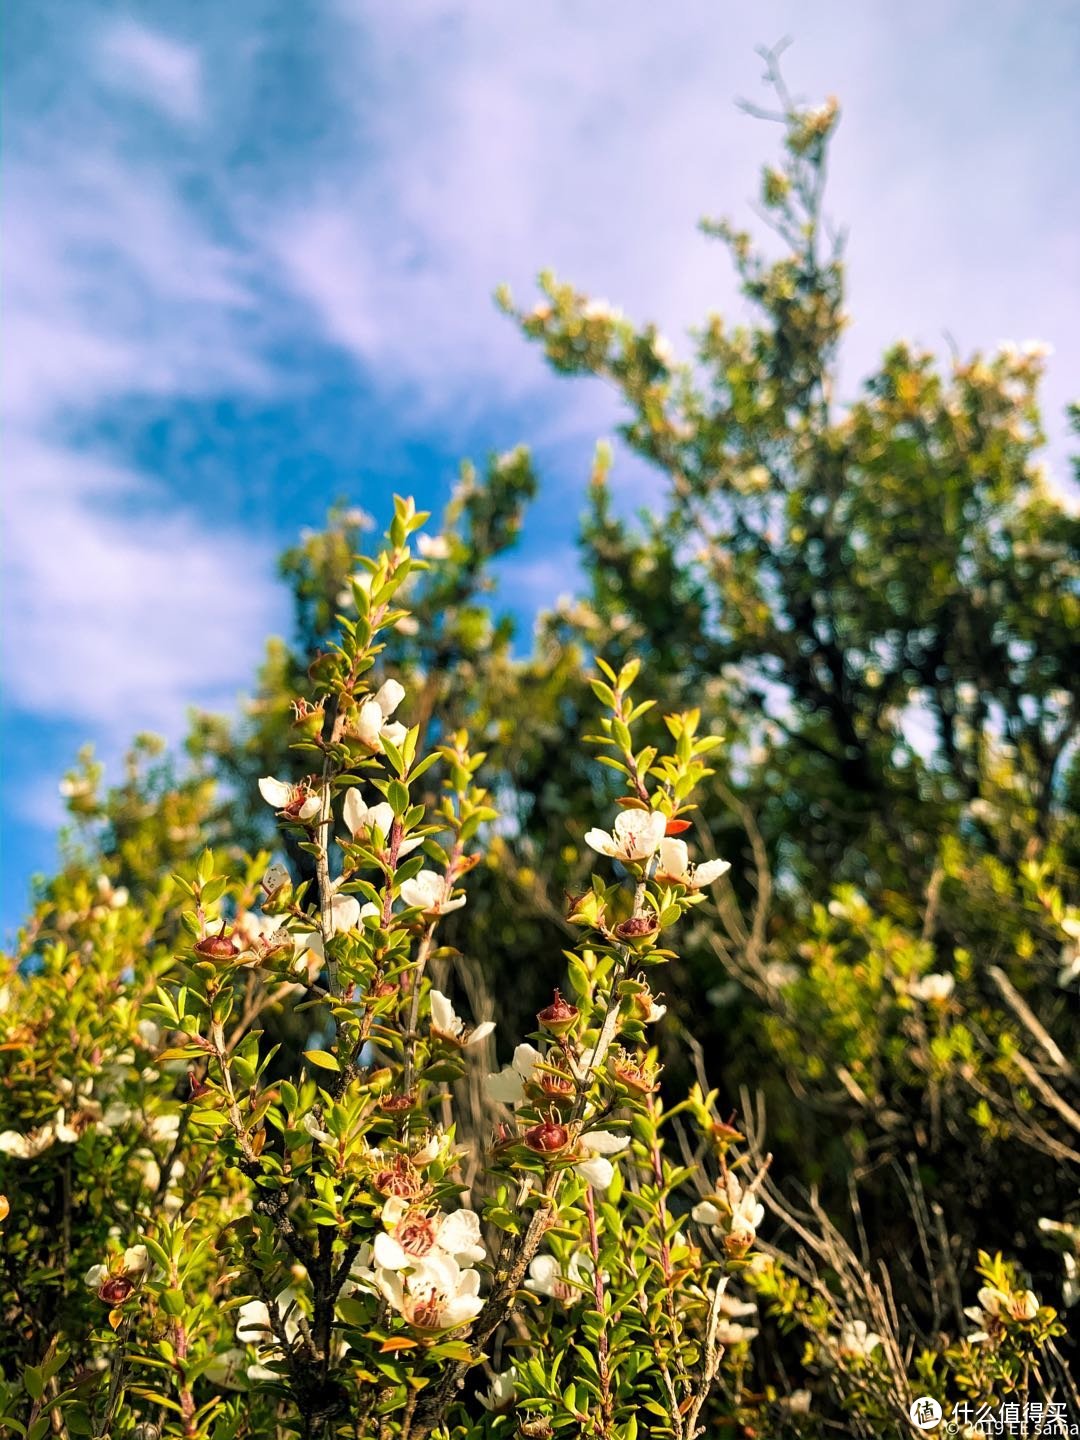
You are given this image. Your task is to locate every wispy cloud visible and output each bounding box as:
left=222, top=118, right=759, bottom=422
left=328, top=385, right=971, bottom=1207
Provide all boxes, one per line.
left=98, top=19, right=203, bottom=126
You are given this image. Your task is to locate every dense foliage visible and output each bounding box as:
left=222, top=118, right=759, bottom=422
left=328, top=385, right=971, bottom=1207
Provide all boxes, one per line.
left=3, top=60, right=1078, bottom=1439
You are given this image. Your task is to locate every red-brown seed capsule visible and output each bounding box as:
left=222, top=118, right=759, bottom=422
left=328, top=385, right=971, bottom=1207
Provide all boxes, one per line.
left=98, top=1275, right=135, bottom=1305
left=193, top=932, right=241, bottom=962
left=379, top=1093, right=416, bottom=1115
left=523, top=1119, right=570, bottom=1154
left=614, top=914, right=658, bottom=942
left=536, top=989, right=579, bottom=1036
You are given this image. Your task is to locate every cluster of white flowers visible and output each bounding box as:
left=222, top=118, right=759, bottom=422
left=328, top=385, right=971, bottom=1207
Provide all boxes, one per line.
left=368, top=1198, right=487, bottom=1331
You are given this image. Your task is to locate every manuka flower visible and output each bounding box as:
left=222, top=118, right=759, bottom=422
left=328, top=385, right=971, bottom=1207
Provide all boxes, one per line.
left=257, top=777, right=321, bottom=823
left=84, top=1244, right=148, bottom=1304
left=400, top=870, right=467, bottom=915
left=692, top=1172, right=765, bottom=1254
left=375, top=1251, right=484, bottom=1331
left=584, top=809, right=667, bottom=863
left=654, top=837, right=731, bottom=889
left=343, top=791, right=424, bottom=855
left=429, top=990, right=495, bottom=1048
left=524, top=1251, right=594, bottom=1303
left=356, top=679, right=408, bottom=753
left=373, top=1197, right=486, bottom=1270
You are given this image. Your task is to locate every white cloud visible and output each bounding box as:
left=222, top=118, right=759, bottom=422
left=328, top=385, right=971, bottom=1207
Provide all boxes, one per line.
left=98, top=19, right=203, bottom=125
left=2, top=438, right=283, bottom=733
left=268, top=1, right=1078, bottom=484
left=2, top=44, right=280, bottom=764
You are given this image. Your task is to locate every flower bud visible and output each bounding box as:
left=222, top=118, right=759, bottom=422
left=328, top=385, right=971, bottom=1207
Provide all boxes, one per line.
left=536, top=990, right=579, bottom=1036
left=523, top=1119, right=570, bottom=1154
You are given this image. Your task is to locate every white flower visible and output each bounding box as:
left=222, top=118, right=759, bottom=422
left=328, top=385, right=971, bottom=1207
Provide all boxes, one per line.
left=343, top=792, right=423, bottom=856
left=83, top=1244, right=148, bottom=1293
left=1058, top=946, right=1080, bottom=988
left=0, top=1124, right=56, bottom=1160
left=574, top=1130, right=630, bottom=1190
left=584, top=810, right=667, bottom=863
left=258, top=776, right=321, bottom=823
left=147, top=1113, right=181, bottom=1145
left=655, top=837, right=731, bottom=889
left=964, top=1284, right=1039, bottom=1340
left=236, top=1286, right=304, bottom=1348
left=373, top=1196, right=486, bottom=1271
left=356, top=680, right=407, bottom=753
left=429, top=990, right=494, bottom=1049
left=692, top=1173, right=764, bottom=1250
left=417, top=534, right=450, bottom=560
left=202, top=1349, right=247, bottom=1389
left=837, top=1319, right=882, bottom=1359
left=400, top=870, right=466, bottom=916
left=478, top=1369, right=516, bottom=1412
left=715, top=1320, right=758, bottom=1345
left=485, top=1043, right=544, bottom=1106
left=376, top=1251, right=483, bottom=1331
left=524, top=1251, right=594, bottom=1303
left=782, top=1390, right=812, bottom=1415
left=909, top=972, right=955, bottom=1004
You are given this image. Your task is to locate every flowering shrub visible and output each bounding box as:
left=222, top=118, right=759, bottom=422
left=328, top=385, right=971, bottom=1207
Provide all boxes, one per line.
left=1, top=501, right=773, bottom=1439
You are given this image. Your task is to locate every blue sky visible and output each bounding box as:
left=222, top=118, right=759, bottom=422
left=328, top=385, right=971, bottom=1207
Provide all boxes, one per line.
left=3, top=1, right=1079, bottom=932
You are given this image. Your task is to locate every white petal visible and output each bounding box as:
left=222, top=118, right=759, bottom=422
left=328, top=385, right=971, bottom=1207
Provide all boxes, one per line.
left=258, top=776, right=293, bottom=808
left=429, top=989, right=459, bottom=1036
left=330, top=894, right=362, bottom=935
left=659, top=837, right=690, bottom=878
left=466, top=1020, right=495, bottom=1046
left=441, top=1292, right=484, bottom=1328
left=584, top=828, right=617, bottom=857
left=123, top=1244, right=148, bottom=1274
left=575, top=1155, right=614, bottom=1190
left=524, top=1255, right=560, bottom=1295
left=356, top=699, right=385, bottom=749
left=369, top=802, right=396, bottom=838
left=297, top=795, right=322, bottom=822
left=694, top=858, right=732, bottom=887
left=373, top=1233, right=410, bottom=1272
left=692, top=1201, right=723, bottom=1227
left=84, top=1263, right=107, bottom=1290
left=375, top=679, right=405, bottom=717
left=381, top=721, right=408, bottom=749
left=437, top=1209, right=485, bottom=1264
left=512, top=1043, right=543, bottom=1078
left=342, top=788, right=366, bottom=836
left=486, top=1065, right=526, bottom=1106
left=582, top=1130, right=630, bottom=1155
left=236, top=1299, right=272, bottom=1343
left=0, top=1130, right=31, bottom=1158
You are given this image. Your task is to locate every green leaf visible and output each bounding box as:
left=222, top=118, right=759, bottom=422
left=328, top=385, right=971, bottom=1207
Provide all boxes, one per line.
left=304, top=1049, right=341, bottom=1072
